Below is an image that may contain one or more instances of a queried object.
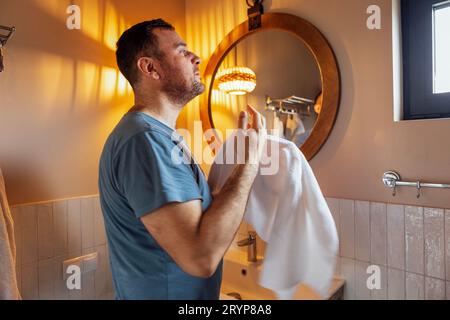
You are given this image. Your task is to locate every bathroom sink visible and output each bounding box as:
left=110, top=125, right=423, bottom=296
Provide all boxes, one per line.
left=220, top=249, right=345, bottom=300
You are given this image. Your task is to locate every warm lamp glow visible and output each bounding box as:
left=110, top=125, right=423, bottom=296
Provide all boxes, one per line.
left=314, top=92, right=323, bottom=114
left=217, top=67, right=256, bottom=95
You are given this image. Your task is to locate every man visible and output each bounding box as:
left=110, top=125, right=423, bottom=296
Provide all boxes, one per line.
left=98, top=19, right=266, bottom=300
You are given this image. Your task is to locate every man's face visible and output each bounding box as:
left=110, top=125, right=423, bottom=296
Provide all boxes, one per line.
left=154, top=29, right=205, bottom=105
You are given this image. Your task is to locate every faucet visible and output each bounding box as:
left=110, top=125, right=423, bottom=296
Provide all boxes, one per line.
left=237, top=231, right=258, bottom=262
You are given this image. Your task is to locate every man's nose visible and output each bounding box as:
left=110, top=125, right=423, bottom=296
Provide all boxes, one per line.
left=192, top=53, right=201, bottom=66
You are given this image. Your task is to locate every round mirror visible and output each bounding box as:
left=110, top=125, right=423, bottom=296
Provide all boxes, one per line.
left=200, top=13, right=340, bottom=160
left=211, top=29, right=322, bottom=148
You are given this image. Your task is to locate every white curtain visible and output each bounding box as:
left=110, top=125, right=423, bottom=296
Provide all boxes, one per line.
left=0, top=168, right=20, bottom=300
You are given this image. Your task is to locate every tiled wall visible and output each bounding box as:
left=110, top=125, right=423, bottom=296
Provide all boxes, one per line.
left=11, top=196, right=114, bottom=300
left=11, top=194, right=450, bottom=300
left=325, top=198, right=450, bottom=300
left=232, top=197, right=450, bottom=300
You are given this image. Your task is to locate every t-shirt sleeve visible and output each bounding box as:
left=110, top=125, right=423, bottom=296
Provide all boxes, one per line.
left=114, top=131, right=203, bottom=218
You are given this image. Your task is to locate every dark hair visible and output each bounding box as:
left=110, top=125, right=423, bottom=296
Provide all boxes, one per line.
left=116, top=19, right=174, bottom=87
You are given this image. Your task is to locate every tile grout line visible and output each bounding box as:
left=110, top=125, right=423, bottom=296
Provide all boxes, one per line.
left=403, top=205, right=406, bottom=299
left=385, top=203, right=388, bottom=299
left=443, top=209, right=447, bottom=298
left=369, top=202, right=373, bottom=300
left=422, top=207, right=425, bottom=298
left=368, top=203, right=372, bottom=263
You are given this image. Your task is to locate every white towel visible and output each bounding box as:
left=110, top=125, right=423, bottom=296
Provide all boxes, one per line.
left=0, top=168, right=20, bottom=300
left=208, top=133, right=338, bottom=299
left=285, top=114, right=306, bottom=140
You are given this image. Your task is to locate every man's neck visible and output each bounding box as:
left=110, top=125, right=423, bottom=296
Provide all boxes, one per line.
left=131, top=93, right=181, bottom=129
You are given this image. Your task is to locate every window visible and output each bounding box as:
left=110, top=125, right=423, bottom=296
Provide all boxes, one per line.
left=402, top=0, right=450, bottom=120
left=433, top=2, right=450, bottom=94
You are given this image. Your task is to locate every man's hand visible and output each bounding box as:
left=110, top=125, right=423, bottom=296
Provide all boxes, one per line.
left=237, top=105, right=267, bottom=168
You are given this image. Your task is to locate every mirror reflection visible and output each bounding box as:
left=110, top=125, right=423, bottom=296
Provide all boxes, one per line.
left=211, top=30, right=322, bottom=147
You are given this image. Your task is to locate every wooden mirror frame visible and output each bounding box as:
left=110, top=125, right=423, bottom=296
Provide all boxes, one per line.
left=200, top=12, right=340, bottom=161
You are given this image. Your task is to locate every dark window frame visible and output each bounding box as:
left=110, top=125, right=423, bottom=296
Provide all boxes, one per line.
left=402, top=0, right=450, bottom=120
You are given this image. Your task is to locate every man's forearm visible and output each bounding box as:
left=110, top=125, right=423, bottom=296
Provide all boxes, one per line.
left=195, top=164, right=257, bottom=268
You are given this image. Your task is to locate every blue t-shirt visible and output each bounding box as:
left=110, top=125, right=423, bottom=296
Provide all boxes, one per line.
left=98, top=111, right=222, bottom=300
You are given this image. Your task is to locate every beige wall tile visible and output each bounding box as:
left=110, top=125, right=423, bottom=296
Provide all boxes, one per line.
left=53, top=255, right=69, bottom=300
left=406, top=272, right=424, bottom=300
left=370, top=203, right=387, bottom=266
left=355, top=201, right=370, bottom=262
left=12, top=195, right=125, bottom=300
left=424, top=208, right=445, bottom=279
left=21, top=263, right=39, bottom=300
left=12, top=193, right=449, bottom=301
left=37, top=204, right=54, bottom=260
left=81, top=198, right=95, bottom=250
left=341, top=258, right=355, bottom=300
left=38, top=258, right=55, bottom=300
left=445, top=210, right=450, bottom=280
left=21, top=205, right=38, bottom=265
left=340, top=199, right=355, bottom=259
left=424, top=277, right=445, bottom=300
left=53, top=201, right=68, bottom=257
left=387, top=268, right=405, bottom=300
left=405, top=206, right=424, bottom=274
left=334, top=256, right=342, bottom=277
left=67, top=199, right=81, bottom=255
left=81, top=248, right=96, bottom=300
left=447, top=282, right=450, bottom=300
left=387, top=204, right=405, bottom=270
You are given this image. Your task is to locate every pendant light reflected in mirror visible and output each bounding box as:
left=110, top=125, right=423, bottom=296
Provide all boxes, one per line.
left=217, top=44, right=257, bottom=95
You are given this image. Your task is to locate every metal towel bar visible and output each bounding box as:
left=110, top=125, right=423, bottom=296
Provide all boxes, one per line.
left=382, top=171, right=450, bottom=198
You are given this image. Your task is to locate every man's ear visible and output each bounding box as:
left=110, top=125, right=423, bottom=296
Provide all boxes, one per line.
left=137, top=57, right=160, bottom=80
